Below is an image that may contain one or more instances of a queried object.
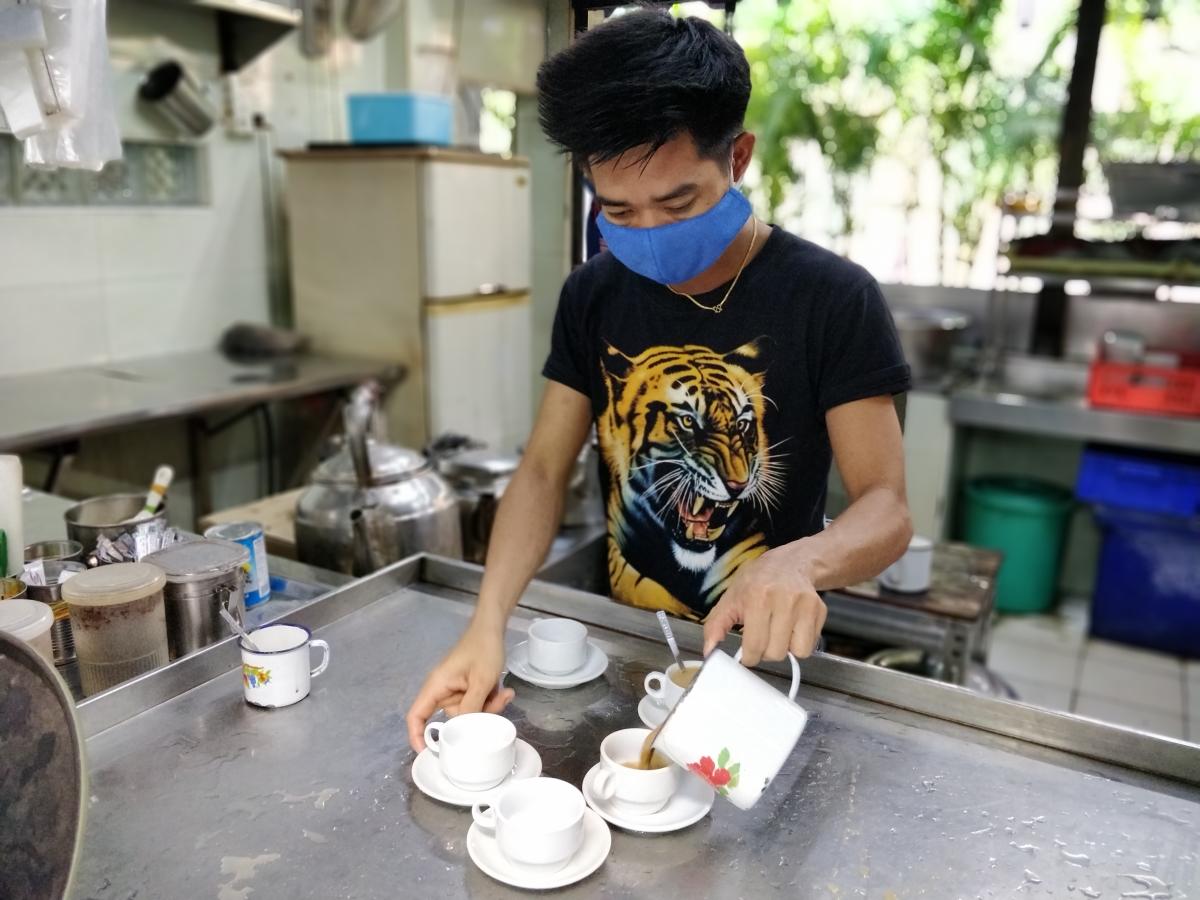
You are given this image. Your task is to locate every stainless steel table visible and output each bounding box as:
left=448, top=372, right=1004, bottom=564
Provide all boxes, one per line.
left=0, top=350, right=404, bottom=522
left=72, top=556, right=1200, bottom=899
left=950, top=380, right=1200, bottom=456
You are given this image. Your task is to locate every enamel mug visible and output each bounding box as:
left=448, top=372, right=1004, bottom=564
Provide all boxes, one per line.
left=240, top=624, right=330, bottom=708
left=652, top=649, right=807, bottom=810
left=879, top=535, right=934, bottom=593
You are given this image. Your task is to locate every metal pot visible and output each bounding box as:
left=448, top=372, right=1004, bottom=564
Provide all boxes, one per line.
left=143, top=539, right=248, bottom=660
left=892, top=307, right=970, bottom=383
left=439, top=450, right=520, bottom=564
left=295, top=441, right=462, bottom=576
left=24, top=540, right=84, bottom=564
left=64, top=494, right=168, bottom=560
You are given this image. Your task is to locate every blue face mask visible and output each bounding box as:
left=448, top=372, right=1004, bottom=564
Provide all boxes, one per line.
left=596, top=187, right=753, bottom=285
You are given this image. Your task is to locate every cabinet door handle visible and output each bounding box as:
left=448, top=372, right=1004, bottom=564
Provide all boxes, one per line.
left=477, top=283, right=508, bottom=296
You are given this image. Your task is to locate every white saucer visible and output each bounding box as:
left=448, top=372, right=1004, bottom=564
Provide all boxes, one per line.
left=467, top=806, right=611, bottom=890
left=638, top=694, right=670, bottom=729
left=411, top=739, right=541, bottom=807
left=507, top=641, right=609, bottom=689
left=582, top=763, right=715, bottom=834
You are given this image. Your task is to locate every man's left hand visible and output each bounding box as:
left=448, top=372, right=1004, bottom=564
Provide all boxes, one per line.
left=702, top=550, right=827, bottom=665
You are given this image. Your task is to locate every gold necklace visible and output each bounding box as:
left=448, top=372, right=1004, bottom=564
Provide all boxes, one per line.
left=667, top=218, right=758, bottom=314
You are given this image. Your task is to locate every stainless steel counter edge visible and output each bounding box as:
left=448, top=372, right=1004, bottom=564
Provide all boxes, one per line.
left=80, top=554, right=1200, bottom=788
left=950, top=384, right=1200, bottom=454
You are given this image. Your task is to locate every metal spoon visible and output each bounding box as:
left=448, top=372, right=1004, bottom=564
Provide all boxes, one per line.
left=656, top=610, right=683, bottom=669
left=220, top=606, right=262, bottom=652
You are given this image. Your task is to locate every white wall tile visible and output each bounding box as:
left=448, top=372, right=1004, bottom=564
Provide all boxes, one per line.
left=1085, top=639, right=1183, bottom=677
left=987, top=637, right=1080, bottom=687
left=0, top=283, right=110, bottom=377
left=1074, top=692, right=1185, bottom=741
left=1003, top=675, right=1073, bottom=713
left=0, top=212, right=101, bottom=289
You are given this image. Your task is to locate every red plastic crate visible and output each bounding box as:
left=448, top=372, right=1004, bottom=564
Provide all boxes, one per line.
left=1087, top=358, right=1200, bottom=417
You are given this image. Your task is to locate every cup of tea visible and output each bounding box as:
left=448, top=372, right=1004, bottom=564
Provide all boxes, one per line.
left=240, top=624, right=329, bottom=709
left=653, top=649, right=808, bottom=811
left=643, top=660, right=701, bottom=709
left=472, top=777, right=585, bottom=871
left=592, top=728, right=679, bottom=816
left=424, top=712, right=517, bottom=791
left=526, top=617, right=589, bottom=675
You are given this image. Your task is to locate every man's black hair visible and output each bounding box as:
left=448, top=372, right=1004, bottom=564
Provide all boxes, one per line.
left=536, top=9, right=751, bottom=167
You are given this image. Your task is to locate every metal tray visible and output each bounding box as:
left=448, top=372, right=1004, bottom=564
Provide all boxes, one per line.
left=73, top=556, right=1200, bottom=898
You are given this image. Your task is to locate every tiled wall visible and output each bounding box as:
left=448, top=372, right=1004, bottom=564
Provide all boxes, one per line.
left=0, top=0, right=387, bottom=379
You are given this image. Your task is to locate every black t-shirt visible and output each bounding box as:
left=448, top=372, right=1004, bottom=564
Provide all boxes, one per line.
left=543, top=225, right=910, bottom=621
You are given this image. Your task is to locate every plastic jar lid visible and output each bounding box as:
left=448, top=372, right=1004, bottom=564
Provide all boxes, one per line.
left=0, top=598, right=55, bottom=639
left=142, top=539, right=248, bottom=584
left=61, top=562, right=166, bottom=607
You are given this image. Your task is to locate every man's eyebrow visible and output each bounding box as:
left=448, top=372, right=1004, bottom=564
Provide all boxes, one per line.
left=594, top=183, right=699, bottom=208
left=651, top=183, right=698, bottom=203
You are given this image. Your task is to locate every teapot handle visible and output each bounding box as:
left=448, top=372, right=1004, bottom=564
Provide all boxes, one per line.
left=733, top=648, right=801, bottom=702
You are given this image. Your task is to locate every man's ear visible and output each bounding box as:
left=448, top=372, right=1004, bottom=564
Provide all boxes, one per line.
left=731, top=132, right=756, bottom=184
left=724, top=338, right=761, bottom=368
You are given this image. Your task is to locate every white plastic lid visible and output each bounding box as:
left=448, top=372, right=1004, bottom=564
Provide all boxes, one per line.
left=0, top=598, right=55, bottom=639
left=61, top=562, right=166, bottom=607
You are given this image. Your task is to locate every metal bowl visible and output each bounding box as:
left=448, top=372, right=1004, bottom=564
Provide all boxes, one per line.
left=2, top=577, right=28, bottom=600
left=24, top=540, right=85, bottom=564
left=63, top=494, right=168, bottom=559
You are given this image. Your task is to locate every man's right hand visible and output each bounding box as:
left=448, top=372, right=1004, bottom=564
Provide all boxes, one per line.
left=405, top=619, right=515, bottom=752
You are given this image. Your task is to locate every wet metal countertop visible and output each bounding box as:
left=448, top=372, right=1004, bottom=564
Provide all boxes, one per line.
left=72, top=558, right=1200, bottom=899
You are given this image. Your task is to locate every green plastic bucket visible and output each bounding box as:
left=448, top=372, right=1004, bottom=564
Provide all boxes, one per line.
left=964, top=477, right=1074, bottom=614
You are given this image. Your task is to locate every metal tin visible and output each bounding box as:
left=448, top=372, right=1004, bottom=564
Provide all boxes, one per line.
left=64, top=494, right=168, bottom=559
left=203, top=521, right=271, bottom=607
left=24, top=540, right=84, bottom=564
left=143, top=539, right=249, bottom=660
left=26, top=560, right=86, bottom=666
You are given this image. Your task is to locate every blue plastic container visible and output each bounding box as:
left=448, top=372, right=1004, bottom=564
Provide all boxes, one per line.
left=1090, top=505, right=1200, bottom=658
left=1076, top=446, right=1200, bottom=519
left=347, top=93, right=453, bottom=146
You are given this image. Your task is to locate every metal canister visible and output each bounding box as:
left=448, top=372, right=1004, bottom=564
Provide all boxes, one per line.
left=143, top=539, right=249, bottom=660
left=25, top=560, right=86, bottom=666
left=203, top=522, right=271, bottom=607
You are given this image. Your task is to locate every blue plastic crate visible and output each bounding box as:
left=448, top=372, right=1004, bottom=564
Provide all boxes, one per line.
left=347, top=93, right=453, bottom=146
left=1076, top=446, right=1200, bottom=519
left=1090, top=504, right=1200, bottom=658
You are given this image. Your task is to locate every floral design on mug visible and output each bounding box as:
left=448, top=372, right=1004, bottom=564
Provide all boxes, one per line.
left=688, top=748, right=740, bottom=796
left=242, top=663, right=271, bottom=688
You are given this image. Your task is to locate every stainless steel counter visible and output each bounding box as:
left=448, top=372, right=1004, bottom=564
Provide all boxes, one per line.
left=950, top=380, right=1200, bottom=455
left=72, top=556, right=1200, bottom=899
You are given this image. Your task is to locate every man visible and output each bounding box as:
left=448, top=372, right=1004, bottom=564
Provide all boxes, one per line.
left=406, top=9, right=912, bottom=751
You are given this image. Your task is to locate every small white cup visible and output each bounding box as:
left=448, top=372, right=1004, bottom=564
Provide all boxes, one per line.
left=879, top=535, right=934, bottom=593
left=644, top=660, right=702, bottom=709
left=240, top=624, right=330, bottom=709
left=472, top=777, right=585, bottom=872
left=526, top=617, right=588, bottom=675
left=593, top=728, right=679, bottom=816
left=424, top=712, right=517, bottom=791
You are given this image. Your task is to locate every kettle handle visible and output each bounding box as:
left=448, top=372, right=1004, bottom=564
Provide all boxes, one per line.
left=734, top=648, right=801, bottom=702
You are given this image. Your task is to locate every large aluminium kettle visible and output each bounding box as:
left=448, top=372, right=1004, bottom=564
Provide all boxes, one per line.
left=294, top=386, right=462, bottom=575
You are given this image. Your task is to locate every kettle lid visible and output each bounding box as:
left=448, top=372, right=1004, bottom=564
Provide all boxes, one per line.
left=313, top=439, right=428, bottom=486
left=440, top=449, right=520, bottom=486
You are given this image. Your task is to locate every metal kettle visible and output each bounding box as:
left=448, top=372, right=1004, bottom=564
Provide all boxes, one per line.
left=294, top=386, right=462, bottom=575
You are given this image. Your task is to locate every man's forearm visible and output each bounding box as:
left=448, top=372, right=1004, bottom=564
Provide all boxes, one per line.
left=774, top=486, right=912, bottom=591
left=471, top=461, right=567, bottom=632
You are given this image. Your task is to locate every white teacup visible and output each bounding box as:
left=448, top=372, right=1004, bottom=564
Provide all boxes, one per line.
left=527, top=617, right=588, bottom=675
left=593, top=728, right=679, bottom=816
left=472, top=777, right=585, bottom=872
left=424, top=712, right=517, bottom=791
left=880, top=535, right=934, bottom=593
left=240, top=624, right=330, bottom=709
left=644, top=660, right=702, bottom=709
